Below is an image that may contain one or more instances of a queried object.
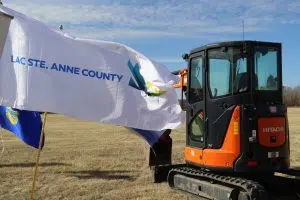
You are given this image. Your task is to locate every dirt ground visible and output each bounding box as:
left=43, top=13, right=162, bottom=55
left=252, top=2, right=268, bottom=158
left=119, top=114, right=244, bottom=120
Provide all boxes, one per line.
left=0, top=108, right=299, bottom=200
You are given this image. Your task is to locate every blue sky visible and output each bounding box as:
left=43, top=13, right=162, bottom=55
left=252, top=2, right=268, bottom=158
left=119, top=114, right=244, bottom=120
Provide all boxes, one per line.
left=2, top=0, right=300, bottom=86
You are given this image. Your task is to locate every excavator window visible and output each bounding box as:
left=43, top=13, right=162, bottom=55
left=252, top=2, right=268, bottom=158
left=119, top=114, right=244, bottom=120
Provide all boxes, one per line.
left=209, top=58, right=231, bottom=97
left=189, top=57, right=203, bottom=103
left=208, top=47, right=249, bottom=98
left=233, top=57, right=248, bottom=93
left=254, top=46, right=279, bottom=91
left=190, top=111, right=205, bottom=142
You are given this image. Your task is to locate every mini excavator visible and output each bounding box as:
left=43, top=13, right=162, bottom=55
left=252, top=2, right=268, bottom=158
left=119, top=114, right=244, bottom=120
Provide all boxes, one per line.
left=149, top=41, right=300, bottom=200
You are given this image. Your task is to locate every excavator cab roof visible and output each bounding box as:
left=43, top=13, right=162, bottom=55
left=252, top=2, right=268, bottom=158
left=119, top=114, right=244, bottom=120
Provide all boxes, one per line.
left=190, top=40, right=281, bottom=54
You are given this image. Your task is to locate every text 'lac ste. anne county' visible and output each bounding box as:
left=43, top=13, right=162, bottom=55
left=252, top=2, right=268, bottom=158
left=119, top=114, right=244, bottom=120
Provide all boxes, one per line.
left=10, top=55, right=123, bottom=82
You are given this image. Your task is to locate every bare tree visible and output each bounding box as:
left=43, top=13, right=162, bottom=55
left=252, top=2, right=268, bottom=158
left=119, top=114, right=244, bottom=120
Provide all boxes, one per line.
left=283, top=86, right=300, bottom=107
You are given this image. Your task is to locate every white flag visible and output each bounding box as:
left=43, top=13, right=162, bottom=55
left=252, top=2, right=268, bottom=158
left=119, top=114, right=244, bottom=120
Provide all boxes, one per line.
left=0, top=6, right=184, bottom=131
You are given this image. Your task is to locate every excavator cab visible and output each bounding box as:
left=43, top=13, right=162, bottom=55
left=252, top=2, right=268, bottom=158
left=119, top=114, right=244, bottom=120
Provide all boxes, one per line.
left=184, top=41, right=289, bottom=173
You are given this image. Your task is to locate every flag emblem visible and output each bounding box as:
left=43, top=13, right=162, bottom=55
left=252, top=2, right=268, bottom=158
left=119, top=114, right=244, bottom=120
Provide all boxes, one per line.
left=0, top=106, right=43, bottom=149
left=128, top=60, right=166, bottom=96
left=5, top=107, right=19, bottom=125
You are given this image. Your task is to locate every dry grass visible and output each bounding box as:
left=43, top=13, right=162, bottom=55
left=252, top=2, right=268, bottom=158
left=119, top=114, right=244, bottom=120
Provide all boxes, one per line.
left=287, top=108, right=300, bottom=166
left=0, top=108, right=299, bottom=200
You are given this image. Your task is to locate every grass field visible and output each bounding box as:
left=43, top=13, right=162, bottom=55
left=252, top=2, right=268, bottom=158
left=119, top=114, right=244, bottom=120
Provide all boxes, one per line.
left=0, top=108, right=300, bottom=200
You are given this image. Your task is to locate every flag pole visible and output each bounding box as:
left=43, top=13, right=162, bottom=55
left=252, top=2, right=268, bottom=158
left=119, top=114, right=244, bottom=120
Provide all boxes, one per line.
left=30, top=112, right=48, bottom=200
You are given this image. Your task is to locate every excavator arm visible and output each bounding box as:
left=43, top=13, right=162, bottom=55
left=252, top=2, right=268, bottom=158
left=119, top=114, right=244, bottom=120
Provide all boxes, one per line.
left=172, top=68, right=188, bottom=110
left=172, top=68, right=188, bottom=92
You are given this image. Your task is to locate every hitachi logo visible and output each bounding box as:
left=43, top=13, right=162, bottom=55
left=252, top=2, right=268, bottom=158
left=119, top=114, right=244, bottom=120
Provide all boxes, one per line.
left=263, top=127, right=284, bottom=133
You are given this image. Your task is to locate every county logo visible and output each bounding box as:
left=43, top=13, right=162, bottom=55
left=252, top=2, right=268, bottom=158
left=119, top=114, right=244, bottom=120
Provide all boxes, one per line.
left=128, top=60, right=166, bottom=96
left=6, top=107, right=19, bottom=125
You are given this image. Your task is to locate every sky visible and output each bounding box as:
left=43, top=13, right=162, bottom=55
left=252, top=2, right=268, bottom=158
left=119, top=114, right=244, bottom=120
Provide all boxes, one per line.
left=2, top=0, right=300, bottom=86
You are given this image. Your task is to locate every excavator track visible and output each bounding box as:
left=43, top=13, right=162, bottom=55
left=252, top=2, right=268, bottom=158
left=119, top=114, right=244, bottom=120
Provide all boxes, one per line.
left=167, top=167, right=268, bottom=200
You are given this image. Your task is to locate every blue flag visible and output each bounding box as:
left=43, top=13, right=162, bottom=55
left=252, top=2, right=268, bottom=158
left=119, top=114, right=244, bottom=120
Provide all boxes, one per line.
left=0, top=106, right=43, bottom=149
left=131, top=128, right=165, bottom=146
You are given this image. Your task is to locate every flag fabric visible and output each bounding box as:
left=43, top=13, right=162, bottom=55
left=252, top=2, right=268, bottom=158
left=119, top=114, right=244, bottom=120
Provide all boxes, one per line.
left=130, top=128, right=166, bottom=146
left=0, top=6, right=184, bottom=131
left=0, top=106, right=43, bottom=149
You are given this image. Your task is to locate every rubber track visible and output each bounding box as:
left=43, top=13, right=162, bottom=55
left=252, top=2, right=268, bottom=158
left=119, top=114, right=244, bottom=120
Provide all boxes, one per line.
left=168, top=167, right=268, bottom=200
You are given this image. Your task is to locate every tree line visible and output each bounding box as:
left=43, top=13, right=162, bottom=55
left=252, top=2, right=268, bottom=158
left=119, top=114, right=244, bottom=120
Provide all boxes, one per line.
left=283, top=86, right=300, bottom=107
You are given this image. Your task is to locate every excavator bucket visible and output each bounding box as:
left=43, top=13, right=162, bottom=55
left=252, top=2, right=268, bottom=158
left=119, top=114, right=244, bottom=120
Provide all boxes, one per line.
left=149, top=129, right=173, bottom=183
